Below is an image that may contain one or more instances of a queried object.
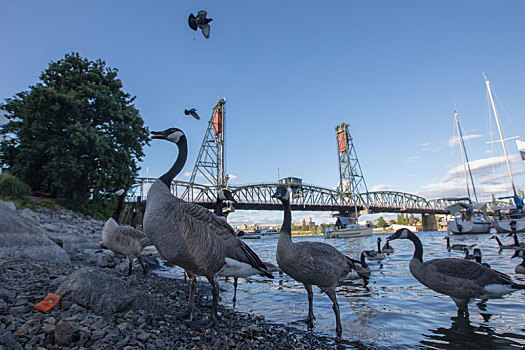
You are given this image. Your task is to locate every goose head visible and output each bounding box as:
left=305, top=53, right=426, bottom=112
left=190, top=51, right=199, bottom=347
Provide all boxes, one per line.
left=511, top=249, right=525, bottom=259
left=387, top=228, right=411, bottom=241
left=218, top=189, right=237, bottom=203
left=151, top=127, right=186, bottom=144
left=473, top=248, right=482, bottom=258
left=272, top=185, right=290, bottom=202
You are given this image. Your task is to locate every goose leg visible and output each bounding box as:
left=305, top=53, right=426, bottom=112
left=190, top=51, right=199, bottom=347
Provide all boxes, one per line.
left=128, top=258, right=133, bottom=275
left=138, top=256, right=148, bottom=274
left=177, top=273, right=196, bottom=321
left=452, top=297, right=469, bottom=318
left=294, top=284, right=315, bottom=327
left=233, top=277, right=238, bottom=305
left=186, top=277, right=219, bottom=329
left=324, top=288, right=342, bottom=341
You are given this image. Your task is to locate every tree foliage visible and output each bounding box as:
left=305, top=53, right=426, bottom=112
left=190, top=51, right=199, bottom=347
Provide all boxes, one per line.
left=0, top=53, right=149, bottom=204
left=376, top=216, right=388, bottom=228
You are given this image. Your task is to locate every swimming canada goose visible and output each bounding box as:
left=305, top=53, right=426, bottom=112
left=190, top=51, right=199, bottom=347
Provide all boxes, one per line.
left=473, top=248, right=491, bottom=268
left=490, top=235, right=516, bottom=251
left=507, top=232, right=525, bottom=249
left=346, top=251, right=372, bottom=280
left=382, top=240, right=395, bottom=254
left=511, top=250, right=525, bottom=274
left=272, top=185, right=361, bottom=340
left=363, top=238, right=386, bottom=261
left=388, top=228, right=525, bottom=317
left=445, top=236, right=475, bottom=251
left=102, top=189, right=149, bottom=275
left=144, top=127, right=271, bottom=325
left=213, top=189, right=274, bottom=304
left=462, top=248, right=475, bottom=260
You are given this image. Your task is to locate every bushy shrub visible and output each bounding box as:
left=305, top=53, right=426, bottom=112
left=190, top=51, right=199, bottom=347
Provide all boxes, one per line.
left=0, top=172, right=31, bottom=201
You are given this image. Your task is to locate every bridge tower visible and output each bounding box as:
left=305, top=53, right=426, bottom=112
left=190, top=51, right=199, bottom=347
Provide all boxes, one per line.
left=335, top=123, right=368, bottom=215
left=188, top=99, right=228, bottom=189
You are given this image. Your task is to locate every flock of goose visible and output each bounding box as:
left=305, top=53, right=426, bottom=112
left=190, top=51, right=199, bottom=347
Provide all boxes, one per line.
left=100, top=126, right=525, bottom=340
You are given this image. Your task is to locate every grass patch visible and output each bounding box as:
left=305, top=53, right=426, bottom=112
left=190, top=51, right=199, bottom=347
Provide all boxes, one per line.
left=0, top=172, right=31, bottom=202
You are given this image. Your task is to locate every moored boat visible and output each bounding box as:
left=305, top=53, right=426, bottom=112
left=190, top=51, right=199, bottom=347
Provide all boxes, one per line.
left=323, top=217, right=373, bottom=238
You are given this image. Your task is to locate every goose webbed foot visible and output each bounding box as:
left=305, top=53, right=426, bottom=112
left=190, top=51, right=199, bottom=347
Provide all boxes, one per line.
left=292, top=315, right=315, bottom=328
left=175, top=310, right=192, bottom=321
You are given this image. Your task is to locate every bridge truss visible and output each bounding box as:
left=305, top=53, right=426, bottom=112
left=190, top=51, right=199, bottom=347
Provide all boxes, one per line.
left=134, top=99, right=451, bottom=215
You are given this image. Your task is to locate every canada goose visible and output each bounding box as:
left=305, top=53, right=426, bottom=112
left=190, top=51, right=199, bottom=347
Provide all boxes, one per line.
left=363, top=238, right=386, bottom=261
left=388, top=228, right=525, bottom=317
left=382, top=240, right=394, bottom=254
left=102, top=189, right=149, bottom=275
left=346, top=251, right=371, bottom=280
left=144, top=127, right=271, bottom=325
left=507, top=232, right=525, bottom=249
left=473, top=248, right=491, bottom=268
left=445, top=236, right=476, bottom=251
left=462, top=248, right=475, bottom=260
left=213, top=189, right=274, bottom=304
left=511, top=250, right=525, bottom=274
left=490, top=235, right=516, bottom=251
left=272, top=185, right=361, bottom=340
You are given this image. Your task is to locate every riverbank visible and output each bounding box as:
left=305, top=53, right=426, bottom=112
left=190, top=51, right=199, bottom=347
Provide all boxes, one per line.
left=0, top=203, right=340, bottom=349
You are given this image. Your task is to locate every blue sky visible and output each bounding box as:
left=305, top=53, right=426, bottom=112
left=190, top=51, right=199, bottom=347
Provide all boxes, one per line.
left=1, top=1, right=525, bottom=226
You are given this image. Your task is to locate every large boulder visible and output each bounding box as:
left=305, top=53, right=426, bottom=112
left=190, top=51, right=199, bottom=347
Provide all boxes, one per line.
left=55, top=267, right=162, bottom=315
left=0, top=200, right=70, bottom=263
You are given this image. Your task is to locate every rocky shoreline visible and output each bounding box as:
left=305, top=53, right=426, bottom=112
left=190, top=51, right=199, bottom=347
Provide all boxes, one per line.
left=0, top=203, right=343, bottom=349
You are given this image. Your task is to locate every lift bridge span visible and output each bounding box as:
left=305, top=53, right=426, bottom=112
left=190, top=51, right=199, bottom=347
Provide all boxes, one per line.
left=132, top=99, right=451, bottom=223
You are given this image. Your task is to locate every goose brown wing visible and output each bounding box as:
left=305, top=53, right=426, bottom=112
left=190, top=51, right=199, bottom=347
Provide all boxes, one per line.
left=427, top=258, right=514, bottom=285
left=178, top=201, right=236, bottom=238
left=222, top=236, right=272, bottom=277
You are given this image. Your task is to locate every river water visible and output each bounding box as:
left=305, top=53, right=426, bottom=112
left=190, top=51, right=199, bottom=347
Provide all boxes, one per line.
left=158, top=231, right=525, bottom=349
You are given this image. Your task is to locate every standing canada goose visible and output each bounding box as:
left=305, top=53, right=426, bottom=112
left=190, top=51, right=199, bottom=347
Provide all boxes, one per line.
left=363, top=238, right=386, bottom=261
left=507, top=232, right=525, bottom=249
left=462, top=248, right=475, bottom=260
left=473, top=248, right=491, bottom=268
left=490, top=235, right=516, bottom=251
left=382, top=240, right=394, bottom=254
left=511, top=249, right=525, bottom=274
left=445, top=236, right=476, bottom=251
left=213, top=189, right=274, bottom=304
left=388, top=228, right=525, bottom=317
left=272, top=185, right=361, bottom=340
left=144, top=127, right=271, bottom=325
left=102, top=189, right=149, bottom=275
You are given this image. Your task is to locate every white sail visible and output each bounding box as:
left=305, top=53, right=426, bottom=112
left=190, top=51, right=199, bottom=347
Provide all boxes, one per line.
left=517, top=139, right=525, bottom=161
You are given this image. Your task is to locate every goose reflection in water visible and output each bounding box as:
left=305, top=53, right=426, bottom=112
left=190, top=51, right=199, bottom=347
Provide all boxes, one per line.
left=421, top=316, right=525, bottom=349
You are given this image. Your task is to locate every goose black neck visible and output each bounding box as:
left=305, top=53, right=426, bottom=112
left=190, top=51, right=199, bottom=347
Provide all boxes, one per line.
left=408, top=231, right=423, bottom=262
left=111, top=193, right=126, bottom=221
left=377, top=240, right=382, bottom=253
left=512, top=234, right=520, bottom=246
left=215, top=198, right=223, bottom=217
left=360, top=252, right=369, bottom=268
left=160, top=137, right=187, bottom=188
left=280, top=198, right=292, bottom=235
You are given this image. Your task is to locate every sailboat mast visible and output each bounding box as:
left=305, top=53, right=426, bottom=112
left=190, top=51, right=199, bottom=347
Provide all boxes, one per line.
left=454, top=110, right=478, bottom=202
left=484, top=74, right=517, bottom=195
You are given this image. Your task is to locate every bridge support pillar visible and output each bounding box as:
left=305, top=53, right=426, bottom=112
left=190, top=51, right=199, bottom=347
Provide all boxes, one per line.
left=421, top=214, right=437, bottom=232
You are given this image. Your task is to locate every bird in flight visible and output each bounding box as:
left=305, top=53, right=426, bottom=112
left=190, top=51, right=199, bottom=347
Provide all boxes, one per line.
left=188, top=10, right=213, bottom=39
left=184, top=108, right=200, bottom=120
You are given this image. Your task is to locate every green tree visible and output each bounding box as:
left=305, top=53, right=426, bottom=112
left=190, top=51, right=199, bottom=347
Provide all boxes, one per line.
left=376, top=216, right=388, bottom=228
left=0, top=52, right=149, bottom=206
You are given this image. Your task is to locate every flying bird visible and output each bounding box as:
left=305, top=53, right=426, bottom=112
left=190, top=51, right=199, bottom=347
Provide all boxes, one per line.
left=188, top=10, right=213, bottom=39
left=184, top=108, right=200, bottom=120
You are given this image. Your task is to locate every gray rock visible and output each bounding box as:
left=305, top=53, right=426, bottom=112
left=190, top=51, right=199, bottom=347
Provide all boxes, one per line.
left=18, top=209, right=40, bottom=226
left=54, top=320, right=79, bottom=346
left=55, top=268, right=162, bottom=315
left=0, top=201, right=70, bottom=263
left=41, top=223, right=60, bottom=232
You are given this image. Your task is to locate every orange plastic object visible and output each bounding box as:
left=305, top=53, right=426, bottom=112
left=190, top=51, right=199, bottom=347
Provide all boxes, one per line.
left=34, top=293, right=60, bottom=313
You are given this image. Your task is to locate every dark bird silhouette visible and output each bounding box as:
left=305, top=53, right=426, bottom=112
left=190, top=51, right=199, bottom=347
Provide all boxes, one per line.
left=188, top=10, right=213, bottom=39
left=184, top=108, right=200, bottom=120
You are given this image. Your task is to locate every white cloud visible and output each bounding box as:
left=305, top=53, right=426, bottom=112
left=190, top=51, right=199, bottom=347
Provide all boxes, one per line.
left=448, top=133, right=482, bottom=148
left=371, top=184, right=395, bottom=191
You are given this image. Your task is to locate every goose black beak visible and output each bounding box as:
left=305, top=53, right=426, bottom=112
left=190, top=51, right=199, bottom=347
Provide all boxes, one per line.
left=151, top=130, right=167, bottom=139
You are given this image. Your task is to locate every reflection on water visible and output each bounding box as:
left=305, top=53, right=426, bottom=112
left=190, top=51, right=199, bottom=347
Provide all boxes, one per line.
left=156, top=231, right=525, bottom=348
